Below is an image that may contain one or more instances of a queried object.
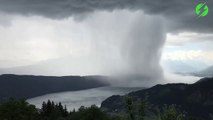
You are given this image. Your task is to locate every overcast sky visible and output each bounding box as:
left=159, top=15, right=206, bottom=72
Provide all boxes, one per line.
left=0, top=0, right=212, bottom=83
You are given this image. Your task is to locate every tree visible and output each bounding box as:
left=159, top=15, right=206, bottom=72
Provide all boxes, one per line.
left=0, top=98, right=39, bottom=120
left=110, top=115, right=126, bottom=120
left=70, top=105, right=109, bottom=120
left=63, top=105, right=69, bottom=117
left=160, top=105, right=183, bottom=120
left=40, top=100, right=69, bottom=120
left=126, top=96, right=135, bottom=120
left=210, top=114, right=213, bottom=120
left=138, top=96, right=148, bottom=120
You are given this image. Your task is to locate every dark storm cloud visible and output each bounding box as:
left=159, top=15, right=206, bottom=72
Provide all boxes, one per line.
left=0, top=0, right=212, bottom=84
left=0, top=0, right=212, bottom=32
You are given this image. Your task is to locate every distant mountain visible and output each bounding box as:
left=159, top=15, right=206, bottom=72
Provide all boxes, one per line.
left=161, top=60, right=208, bottom=73
left=192, top=65, right=213, bottom=78
left=0, top=74, right=109, bottom=101
left=0, top=56, right=106, bottom=76
left=101, top=77, right=213, bottom=119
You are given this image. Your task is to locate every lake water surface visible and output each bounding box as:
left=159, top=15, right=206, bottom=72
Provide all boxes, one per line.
left=28, top=86, right=143, bottom=111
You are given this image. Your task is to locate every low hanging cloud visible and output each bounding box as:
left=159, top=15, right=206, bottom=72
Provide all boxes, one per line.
left=166, top=33, right=213, bottom=46
left=162, top=50, right=213, bottom=64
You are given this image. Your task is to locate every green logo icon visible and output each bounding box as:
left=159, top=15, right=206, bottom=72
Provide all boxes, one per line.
left=195, top=2, right=209, bottom=17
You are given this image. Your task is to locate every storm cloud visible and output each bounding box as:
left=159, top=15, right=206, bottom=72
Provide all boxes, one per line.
left=0, top=0, right=212, bottom=32
left=0, top=0, right=212, bottom=84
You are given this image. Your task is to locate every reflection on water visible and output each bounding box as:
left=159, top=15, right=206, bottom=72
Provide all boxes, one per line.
left=27, top=86, right=143, bottom=111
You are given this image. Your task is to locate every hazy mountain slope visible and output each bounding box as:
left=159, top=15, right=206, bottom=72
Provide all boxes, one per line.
left=0, top=56, right=103, bottom=76
left=193, top=65, right=213, bottom=77
left=161, top=60, right=208, bottom=73
left=0, top=74, right=109, bottom=101
left=101, top=77, right=213, bottom=119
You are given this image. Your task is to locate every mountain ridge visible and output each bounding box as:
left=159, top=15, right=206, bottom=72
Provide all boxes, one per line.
left=192, top=65, right=213, bottom=78
left=101, top=77, right=213, bottom=119
left=0, top=74, right=110, bottom=101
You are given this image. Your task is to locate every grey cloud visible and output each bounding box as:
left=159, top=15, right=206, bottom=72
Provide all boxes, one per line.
left=0, top=0, right=212, bottom=32
left=0, top=0, right=132, bottom=18
left=166, top=33, right=213, bottom=46
left=0, top=0, right=212, bottom=84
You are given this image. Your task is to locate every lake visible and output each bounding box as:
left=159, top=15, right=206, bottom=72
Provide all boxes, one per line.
left=27, top=86, right=143, bottom=111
